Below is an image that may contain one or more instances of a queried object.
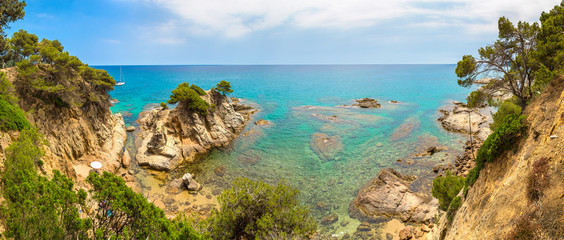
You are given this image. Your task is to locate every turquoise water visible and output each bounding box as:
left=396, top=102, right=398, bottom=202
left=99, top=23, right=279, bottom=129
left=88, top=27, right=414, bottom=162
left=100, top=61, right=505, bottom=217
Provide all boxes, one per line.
left=97, top=65, right=471, bottom=235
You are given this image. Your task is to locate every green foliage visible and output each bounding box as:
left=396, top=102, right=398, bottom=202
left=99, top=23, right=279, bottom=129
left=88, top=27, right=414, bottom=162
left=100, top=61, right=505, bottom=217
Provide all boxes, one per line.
left=12, top=35, right=115, bottom=107
left=491, top=101, right=522, bottom=131
left=432, top=171, right=465, bottom=211
left=190, top=84, right=207, bottom=96
left=446, top=196, right=461, bottom=222
left=215, top=80, right=233, bottom=95
left=160, top=102, right=168, bottom=109
left=537, top=1, right=564, bottom=72
left=466, top=89, right=487, bottom=108
left=208, top=178, right=317, bottom=239
left=1, top=128, right=91, bottom=240
left=527, top=157, right=550, bottom=202
left=9, top=29, right=38, bottom=60
left=455, top=17, right=540, bottom=108
left=0, top=0, right=26, bottom=32
left=465, top=113, right=527, bottom=188
left=0, top=98, right=30, bottom=131
left=0, top=71, right=18, bottom=104
left=167, top=82, right=210, bottom=116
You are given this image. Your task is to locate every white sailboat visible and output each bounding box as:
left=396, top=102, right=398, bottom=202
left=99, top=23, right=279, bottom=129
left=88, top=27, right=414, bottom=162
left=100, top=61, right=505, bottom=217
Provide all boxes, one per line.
left=116, top=66, right=125, bottom=86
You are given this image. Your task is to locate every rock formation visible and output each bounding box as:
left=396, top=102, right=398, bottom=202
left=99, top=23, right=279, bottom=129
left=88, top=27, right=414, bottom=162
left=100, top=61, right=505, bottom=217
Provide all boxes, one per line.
left=353, top=98, right=381, bottom=108
left=438, top=103, right=492, bottom=141
left=349, top=168, right=438, bottom=224
left=136, top=92, right=254, bottom=171
left=1, top=68, right=126, bottom=179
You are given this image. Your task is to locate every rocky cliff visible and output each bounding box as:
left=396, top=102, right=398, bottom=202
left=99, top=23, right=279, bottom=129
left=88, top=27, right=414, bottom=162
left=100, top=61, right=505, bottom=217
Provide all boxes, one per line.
left=0, top=68, right=126, bottom=179
left=435, top=77, right=564, bottom=239
left=135, top=91, right=253, bottom=171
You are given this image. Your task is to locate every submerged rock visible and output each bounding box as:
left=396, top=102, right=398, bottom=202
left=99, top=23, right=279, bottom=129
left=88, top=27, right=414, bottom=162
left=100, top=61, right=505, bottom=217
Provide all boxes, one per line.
left=310, top=132, right=343, bottom=162
left=353, top=98, right=381, bottom=108
left=321, top=213, right=339, bottom=225
left=390, top=117, right=420, bottom=142
left=254, top=119, right=269, bottom=126
left=349, top=168, right=438, bottom=223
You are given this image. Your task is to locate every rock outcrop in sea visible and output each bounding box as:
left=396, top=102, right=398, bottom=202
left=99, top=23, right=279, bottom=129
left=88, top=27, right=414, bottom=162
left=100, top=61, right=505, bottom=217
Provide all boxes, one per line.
left=353, top=98, right=381, bottom=108
left=438, top=102, right=492, bottom=142
left=135, top=91, right=254, bottom=171
left=349, top=168, right=439, bottom=224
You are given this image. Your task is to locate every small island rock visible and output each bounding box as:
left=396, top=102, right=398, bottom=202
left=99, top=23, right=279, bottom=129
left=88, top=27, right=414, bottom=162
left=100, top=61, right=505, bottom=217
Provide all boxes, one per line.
left=353, top=98, right=381, bottom=108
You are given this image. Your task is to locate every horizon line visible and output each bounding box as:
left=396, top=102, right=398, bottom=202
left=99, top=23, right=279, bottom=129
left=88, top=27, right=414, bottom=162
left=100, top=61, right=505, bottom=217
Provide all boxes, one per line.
left=92, top=63, right=457, bottom=67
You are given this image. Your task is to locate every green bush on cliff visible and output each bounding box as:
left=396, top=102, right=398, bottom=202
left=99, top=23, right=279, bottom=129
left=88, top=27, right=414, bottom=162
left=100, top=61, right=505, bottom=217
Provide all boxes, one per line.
left=12, top=34, right=115, bottom=107
left=167, top=82, right=210, bottom=116
left=0, top=98, right=30, bottom=131
left=0, top=71, right=18, bottom=104
left=207, top=178, right=317, bottom=239
left=190, top=84, right=207, bottom=96
left=466, top=89, right=487, bottom=108
left=432, top=171, right=465, bottom=211
left=447, top=196, right=462, bottom=222
left=1, top=128, right=91, bottom=240
left=465, top=113, right=527, bottom=189
left=215, top=80, right=233, bottom=95
left=491, top=100, right=522, bottom=132
left=86, top=171, right=206, bottom=240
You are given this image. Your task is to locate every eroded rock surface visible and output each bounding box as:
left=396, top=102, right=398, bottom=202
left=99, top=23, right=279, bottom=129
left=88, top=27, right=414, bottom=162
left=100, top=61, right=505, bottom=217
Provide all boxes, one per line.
left=353, top=98, right=382, bottom=108
left=349, top=168, right=438, bottom=223
left=438, top=103, right=492, bottom=141
left=136, top=91, right=254, bottom=171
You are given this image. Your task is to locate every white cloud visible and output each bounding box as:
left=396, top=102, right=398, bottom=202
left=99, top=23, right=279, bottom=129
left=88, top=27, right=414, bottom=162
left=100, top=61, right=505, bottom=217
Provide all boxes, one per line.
left=142, top=0, right=561, bottom=37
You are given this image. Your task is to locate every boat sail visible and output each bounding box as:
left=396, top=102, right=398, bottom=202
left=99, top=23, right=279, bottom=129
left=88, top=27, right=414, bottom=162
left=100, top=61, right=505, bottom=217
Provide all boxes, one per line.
left=116, top=66, right=125, bottom=86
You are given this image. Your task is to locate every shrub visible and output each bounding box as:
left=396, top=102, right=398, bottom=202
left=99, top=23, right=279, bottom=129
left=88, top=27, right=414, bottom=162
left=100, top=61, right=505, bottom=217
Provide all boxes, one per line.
left=432, top=171, right=465, bottom=211
left=0, top=72, right=19, bottom=104
left=190, top=84, right=206, bottom=96
left=215, top=80, right=233, bottom=95
left=207, top=178, right=317, bottom=239
left=465, top=113, right=527, bottom=188
left=491, top=101, right=522, bottom=131
left=505, top=212, right=541, bottom=240
left=0, top=98, right=30, bottom=131
left=466, top=89, right=487, bottom=108
left=160, top=102, right=168, bottom=110
left=168, top=82, right=210, bottom=116
left=527, top=157, right=550, bottom=202
left=447, top=196, right=461, bottom=222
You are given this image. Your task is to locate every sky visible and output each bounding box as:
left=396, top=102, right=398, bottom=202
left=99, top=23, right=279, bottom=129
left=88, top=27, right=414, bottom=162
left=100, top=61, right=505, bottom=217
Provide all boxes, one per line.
left=6, top=0, right=562, bottom=65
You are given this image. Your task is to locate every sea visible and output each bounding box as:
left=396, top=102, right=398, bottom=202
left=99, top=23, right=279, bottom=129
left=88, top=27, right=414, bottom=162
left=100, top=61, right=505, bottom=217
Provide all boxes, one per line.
left=96, top=65, right=472, bottom=235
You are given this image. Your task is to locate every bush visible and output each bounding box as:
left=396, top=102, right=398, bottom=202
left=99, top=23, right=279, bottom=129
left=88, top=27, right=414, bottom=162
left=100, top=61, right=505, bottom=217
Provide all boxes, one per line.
left=506, top=212, right=541, bottom=240
left=215, top=80, right=233, bottom=95
left=491, top=101, right=522, bottom=131
left=466, top=89, right=487, bottom=108
left=0, top=72, right=19, bottom=104
left=432, top=171, right=465, bottom=211
left=160, top=102, right=168, bottom=110
left=207, top=178, right=317, bottom=239
left=167, top=82, right=210, bottom=116
left=447, top=196, right=462, bottom=222
left=190, top=84, right=206, bottom=96
left=0, top=98, right=30, bottom=131
left=527, top=157, right=550, bottom=202
left=465, top=113, right=527, bottom=188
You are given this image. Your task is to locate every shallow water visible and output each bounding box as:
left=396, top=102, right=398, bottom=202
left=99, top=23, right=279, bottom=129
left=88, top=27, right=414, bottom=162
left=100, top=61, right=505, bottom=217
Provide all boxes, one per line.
left=98, top=65, right=471, bottom=235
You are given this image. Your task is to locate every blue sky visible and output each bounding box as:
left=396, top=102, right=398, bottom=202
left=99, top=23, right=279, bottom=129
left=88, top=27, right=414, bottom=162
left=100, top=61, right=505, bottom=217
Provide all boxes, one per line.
left=6, top=0, right=561, bottom=65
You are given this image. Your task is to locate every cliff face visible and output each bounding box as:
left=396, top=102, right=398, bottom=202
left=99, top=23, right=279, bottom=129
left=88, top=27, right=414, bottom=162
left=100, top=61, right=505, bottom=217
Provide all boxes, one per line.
left=1, top=68, right=126, bottom=178
left=436, top=77, right=564, bottom=239
left=136, top=91, right=252, bottom=171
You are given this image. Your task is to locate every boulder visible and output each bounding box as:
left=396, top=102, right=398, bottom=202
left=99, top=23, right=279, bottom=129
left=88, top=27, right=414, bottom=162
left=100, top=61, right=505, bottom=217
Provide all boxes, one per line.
left=214, top=166, right=226, bottom=176
left=353, top=98, right=381, bottom=108
left=182, top=173, right=202, bottom=191
left=165, top=178, right=185, bottom=194
left=126, top=126, right=135, bottom=132
left=399, top=226, right=416, bottom=240
left=121, top=150, right=131, bottom=168
left=349, top=168, right=438, bottom=223
left=254, top=119, right=269, bottom=126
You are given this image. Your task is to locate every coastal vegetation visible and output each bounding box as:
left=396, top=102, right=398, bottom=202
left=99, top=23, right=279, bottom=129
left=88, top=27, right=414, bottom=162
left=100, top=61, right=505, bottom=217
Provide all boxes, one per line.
left=431, top=171, right=464, bottom=211
left=167, top=82, right=211, bottom=115
left=215, top=80, right=233, bottom=96
left=208, top=178, right=317, bottom=239
left=0, top=72, right=29, bottom=131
